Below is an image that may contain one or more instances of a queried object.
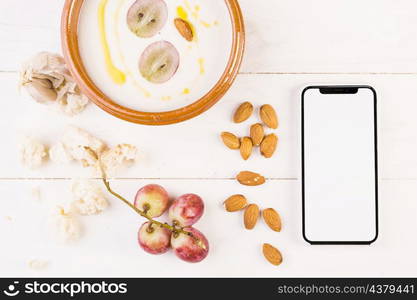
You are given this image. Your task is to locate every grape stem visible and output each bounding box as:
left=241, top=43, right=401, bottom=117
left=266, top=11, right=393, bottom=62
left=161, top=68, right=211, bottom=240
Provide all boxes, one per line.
left=101, top=177, right=186, bottom=234
left=90, top=147, right=206, bottom=250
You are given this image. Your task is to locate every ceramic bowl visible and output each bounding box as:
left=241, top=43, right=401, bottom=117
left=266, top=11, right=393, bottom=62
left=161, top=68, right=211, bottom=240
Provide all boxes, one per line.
left=61, top=0, right=245, bottom=125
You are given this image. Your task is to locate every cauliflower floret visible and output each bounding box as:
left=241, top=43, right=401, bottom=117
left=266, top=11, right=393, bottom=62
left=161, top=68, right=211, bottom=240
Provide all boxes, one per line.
left=62, top=126, right=106, bottom=154
left=50, top=206, right=82, bottom=243
left=99, top=144, right=138, bottom=177
left=49, top=127, right=138, bottom=177
left=70, top=180, right=108, bottom=215
left=19, top=136, right=48, bottom=169
left=49, top=142, right=74, bottom=164
left=49, top=126, right=107, bottom=168
left=57, top=93, right=89, bottom=116
left=72, top=146, right=100, bottom=168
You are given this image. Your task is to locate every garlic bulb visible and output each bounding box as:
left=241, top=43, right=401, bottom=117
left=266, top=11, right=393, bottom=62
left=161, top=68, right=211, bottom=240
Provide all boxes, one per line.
left=20, top=52, right=89, bottom=116
left=24, top=79, right=57, bottom=103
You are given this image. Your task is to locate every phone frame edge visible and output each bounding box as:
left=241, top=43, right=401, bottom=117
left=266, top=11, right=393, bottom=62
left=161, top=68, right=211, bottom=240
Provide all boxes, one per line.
left=301, top=85, right=379, bottom=245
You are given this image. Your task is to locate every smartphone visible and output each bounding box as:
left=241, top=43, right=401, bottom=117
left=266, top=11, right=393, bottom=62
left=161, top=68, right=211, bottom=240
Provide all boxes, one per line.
left=301, top=86, right=378, bottom=244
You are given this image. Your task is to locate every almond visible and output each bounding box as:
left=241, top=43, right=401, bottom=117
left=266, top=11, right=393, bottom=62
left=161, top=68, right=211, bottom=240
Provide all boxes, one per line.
left=260, top=104, right=278, bottom=129
left=262, top=208, right=282, bottom=232
left=250, top=123, right=264, bottom=146
left=244, top=204, right=259, bottom=229
left=233, top=102, right=253, bottom=123
left=221, top=132, right=240, bottom=150
left=260, top=133, right=278, bottom=158
left=224, top=195, right=247, bottom=212
left=236, top=171, right=266, bottom=186
left=174, top=18, right=193, bottom=42
left=263, top=243, right=283, bottom=266
left=240, top=137, right=253, bottom=160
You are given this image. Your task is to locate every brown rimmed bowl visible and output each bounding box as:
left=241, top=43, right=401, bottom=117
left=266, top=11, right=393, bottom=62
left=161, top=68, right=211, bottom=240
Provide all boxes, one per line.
left=61, top=0, right=245, bottom=125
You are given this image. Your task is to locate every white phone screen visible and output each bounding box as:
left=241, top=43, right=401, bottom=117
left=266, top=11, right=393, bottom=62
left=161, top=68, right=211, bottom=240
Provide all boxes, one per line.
left=302, top=86, right=378, bottom=244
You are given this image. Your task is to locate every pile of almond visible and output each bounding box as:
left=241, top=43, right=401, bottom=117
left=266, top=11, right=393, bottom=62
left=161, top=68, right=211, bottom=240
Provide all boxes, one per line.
left=221, top=102, right=279, bottom=160
left=221, top=102, right=283, bottom=266
left=223, top=194, right=283, bottom=266
left=224, top=195, right=282, bottom=232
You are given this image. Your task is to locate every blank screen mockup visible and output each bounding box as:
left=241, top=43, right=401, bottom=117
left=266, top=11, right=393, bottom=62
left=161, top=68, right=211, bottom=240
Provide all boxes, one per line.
left=302, top=87, right=377, bottom=243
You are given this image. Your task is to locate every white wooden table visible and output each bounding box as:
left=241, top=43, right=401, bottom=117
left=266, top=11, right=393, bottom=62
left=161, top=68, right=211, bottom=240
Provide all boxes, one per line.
left=1, top=0, right=417, bottom=277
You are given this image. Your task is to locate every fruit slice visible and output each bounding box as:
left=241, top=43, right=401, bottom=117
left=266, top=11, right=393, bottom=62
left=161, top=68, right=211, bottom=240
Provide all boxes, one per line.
left=139, top=41, right=180, bottom=84
left=127, top=0, right=168, bottom=38
left=138, top=222, right=171, bottom=255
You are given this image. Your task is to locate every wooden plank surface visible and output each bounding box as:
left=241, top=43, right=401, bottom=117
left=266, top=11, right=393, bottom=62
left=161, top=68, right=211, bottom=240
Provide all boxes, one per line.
left=0, top=0, right=416, bottom=277
left=1, top=0, right=417, bottom=73
left=3, top=72, right=417, bottom=180
left=1, top=179, right=416, bottom=277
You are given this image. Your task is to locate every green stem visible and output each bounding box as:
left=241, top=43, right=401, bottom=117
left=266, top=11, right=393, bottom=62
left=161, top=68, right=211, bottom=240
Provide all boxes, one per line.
left=101, top=177, right=192, bottom=236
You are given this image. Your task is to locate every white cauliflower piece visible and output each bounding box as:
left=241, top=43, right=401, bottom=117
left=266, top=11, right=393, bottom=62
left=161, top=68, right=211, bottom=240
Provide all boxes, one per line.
left=48, top=127, right=138, bottom=177
left=100, top=144, right=138, bottom=177
left=19, top=136, right=48, bottom=169
left=70, top=180, right=108, bottom=215
left=50, top=126, right=107, bottom=168
left=20, top=52, right=89, bottom=115
left=57, top=93, right=89, bottom=116
left=72, top=146, right=100, bottom=168
left=62, top=126, right=106, bottom=164
left=49, top=142, right=74, bottom=164
left=50, top=206, right=82, bottom=243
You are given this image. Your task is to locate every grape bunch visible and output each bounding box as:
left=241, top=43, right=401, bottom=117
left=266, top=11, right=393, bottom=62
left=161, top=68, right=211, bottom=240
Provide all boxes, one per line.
left=134, top=184, right=209, bottom=263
